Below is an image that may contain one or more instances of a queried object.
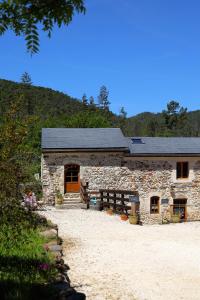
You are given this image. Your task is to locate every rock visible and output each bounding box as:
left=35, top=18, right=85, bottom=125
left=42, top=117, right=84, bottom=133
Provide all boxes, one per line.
left=56, top=263, right=70, bottom=272
left=52, top=282, right=71, bottom=292
left=59, top=287, right=76, bottom=297
left=40, top=229, right=57, bottom=239
left=66, top=293, right=86, bottom=300
left=46, top=239, right=58, bottom=246
left=52, top=252, right=63, bottom=262
left=57, top=236, right=63, bottom=245
left=81, top=203, right=88, bottom=209
left=62, top=272, right=70, bottom=284
left=48, top=244, right=63, bottom=252
left=52, top=251, right=63, bottom=259
left=55, top=257, right=65, bottom=264
left=54, top=273, right=67, bottom=283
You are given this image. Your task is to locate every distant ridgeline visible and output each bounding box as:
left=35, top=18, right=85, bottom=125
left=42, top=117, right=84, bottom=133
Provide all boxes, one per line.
left=0, top=79, right=200, bottom=145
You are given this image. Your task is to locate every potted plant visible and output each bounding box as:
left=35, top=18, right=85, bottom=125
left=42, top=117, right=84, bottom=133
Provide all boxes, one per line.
left=55, top=189, right=63, bottom=207
left=106, top=208, right=114, bottom=215
left=171, top=213, right=180, bottom=223
left=128, top=214, right=138, bottom=224
left=120, top=214, right=128, bottom=221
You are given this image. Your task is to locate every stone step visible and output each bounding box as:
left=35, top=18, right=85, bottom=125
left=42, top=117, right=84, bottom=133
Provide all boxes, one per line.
left=64, top=193, right=80, bottom=199
left=63, top=200, right=82, bottom=205
left=63, top=198, right=81, bottom=203
left=57, top=203, right=83, bottom=209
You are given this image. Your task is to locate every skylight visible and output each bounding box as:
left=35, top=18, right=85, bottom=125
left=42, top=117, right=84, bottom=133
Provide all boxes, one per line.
left=131, top=138, right=143, bottom=144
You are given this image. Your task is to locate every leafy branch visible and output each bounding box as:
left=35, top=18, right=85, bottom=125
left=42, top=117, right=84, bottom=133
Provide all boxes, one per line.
left=0, top=0, right=86, bottom=54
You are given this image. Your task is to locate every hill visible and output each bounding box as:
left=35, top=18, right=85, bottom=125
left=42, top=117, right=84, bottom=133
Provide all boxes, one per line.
left=0, top=79, right=84, bottom=117
left=1, top=78, right=200, bottom=142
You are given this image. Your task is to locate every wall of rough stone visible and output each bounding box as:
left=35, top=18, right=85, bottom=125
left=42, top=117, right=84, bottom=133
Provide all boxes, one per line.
left=41, top=152, right=200, bottom=224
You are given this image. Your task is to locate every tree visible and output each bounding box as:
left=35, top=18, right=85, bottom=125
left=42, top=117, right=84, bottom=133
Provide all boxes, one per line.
left=64, top=111, right=111, bottom=128
left=118, top=107, right=127, bottom=133
left=119, top=107, right=127, bottom=119
left=98, top=85, right=110, bottom=110
left=0, top=0, right=86, bottom=54
left=82, top=93, right=88, bottom=106
left=162, top=100, right=188, bottom=136
left=0, top=95, right=36, bottom=198
left=145, top=118, right=159, bottom=136
left=21, top=72, right=32, bottom=85
left=20, top=72, right=34, bottom=115
left=89, top=96, right=95, bottom=105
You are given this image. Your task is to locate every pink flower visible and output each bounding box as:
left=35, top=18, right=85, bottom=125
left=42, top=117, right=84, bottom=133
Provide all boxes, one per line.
left=38, top=263, right=50, bottom=271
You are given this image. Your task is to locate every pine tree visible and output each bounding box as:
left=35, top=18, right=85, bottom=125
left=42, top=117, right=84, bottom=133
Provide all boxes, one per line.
left=89, top=96, right=95, bottom=105
left=98, top=85, right=110, bottom=110
left=119, top=107, right=127, bottom=119
left=20, top=72, right=33, bottom=115
left=21, top=72, right=32, bottom=85
left=118, top=107, right=127, bottom=132
left=162, top=101, right=187, bottom=136
left=82, top=93, right=88, bottom=106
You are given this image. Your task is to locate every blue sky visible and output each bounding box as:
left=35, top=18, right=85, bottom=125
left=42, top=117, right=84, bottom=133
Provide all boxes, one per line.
left=0, top=0, right=200, bottom=116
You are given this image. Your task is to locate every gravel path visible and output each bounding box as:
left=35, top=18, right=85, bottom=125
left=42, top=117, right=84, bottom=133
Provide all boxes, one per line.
left=41, top=208, right=200, bottom=300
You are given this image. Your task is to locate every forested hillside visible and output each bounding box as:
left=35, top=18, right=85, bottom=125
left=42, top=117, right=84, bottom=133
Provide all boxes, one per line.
left=1, top=78, right=200, bottom=147
left=0, top=79, right=118, bottom=157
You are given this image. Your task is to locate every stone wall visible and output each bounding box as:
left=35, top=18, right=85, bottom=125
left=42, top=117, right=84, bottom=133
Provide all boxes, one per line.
left=41, top=152, right=200, bottom=224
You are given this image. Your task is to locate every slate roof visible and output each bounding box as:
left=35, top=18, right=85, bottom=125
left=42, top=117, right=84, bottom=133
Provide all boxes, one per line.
left=42, top=128, right=129, bottom=151
left=127, top=137, right=200, bottom=156
left=42, top=128, right=200, bottom=155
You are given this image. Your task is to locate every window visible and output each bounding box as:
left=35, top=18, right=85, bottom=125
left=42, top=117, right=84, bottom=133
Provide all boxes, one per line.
left=65, top=165, right=79, bottom=183
left=131, top=138, right=144, bottom=144
left=173, top=199, right=187, bottom=220
left=150, top=196, right=159, bottom=214
left=176, top=162, right=189, bottom=179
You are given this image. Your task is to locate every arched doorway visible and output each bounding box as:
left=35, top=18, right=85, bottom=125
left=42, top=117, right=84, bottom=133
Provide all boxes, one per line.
left=64, top=164, right=80, bottom=193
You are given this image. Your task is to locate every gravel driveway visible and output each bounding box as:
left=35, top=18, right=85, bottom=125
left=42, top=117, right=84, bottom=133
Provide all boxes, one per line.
left=42, top=208, right=200, bottom=300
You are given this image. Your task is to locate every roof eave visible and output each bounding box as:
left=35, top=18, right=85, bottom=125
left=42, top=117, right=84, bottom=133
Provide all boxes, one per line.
left=126, top=153, right=200, bottom=157
left=42, top=147, right=130, bottom=153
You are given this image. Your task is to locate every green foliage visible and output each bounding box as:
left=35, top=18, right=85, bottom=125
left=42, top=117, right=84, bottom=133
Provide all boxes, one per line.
left=64, top=110, right=112, bottom=128
left=21, top=72, right=32, bottom=85
left=82, top=93, right=88, bottom=106
left=1, top=78, right=200, bottom=155
left=89, top=96, right=95, bottom=105
left=0, top=224, right=57, bottom=300
left=162, top=101, right=188, bottom=136
left=124, top=103, right=199, bottom=137
left=0, top=79, right=84, bottom=117
left=0, top=0, right=86, bottom=54
left=98, top=85, right=110, bottom=110
left=119, top=106, right=127, bottom=119
left=0, top=95, right=37, bottom=198
left=0, top=81, right=61, bottom=299
left=0, top=79, right=117, bottom=162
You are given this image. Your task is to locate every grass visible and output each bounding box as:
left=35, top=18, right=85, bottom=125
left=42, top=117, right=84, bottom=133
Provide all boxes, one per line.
left=0, top=224, right=58, bottom=300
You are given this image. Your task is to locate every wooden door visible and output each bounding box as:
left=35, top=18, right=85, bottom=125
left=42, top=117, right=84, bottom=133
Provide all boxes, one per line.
left=65, top=164, right=80, bottom=193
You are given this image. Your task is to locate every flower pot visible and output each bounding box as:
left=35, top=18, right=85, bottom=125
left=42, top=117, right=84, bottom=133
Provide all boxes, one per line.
left=55, top=195, right=63, bottom=206
left=129, top=215, right=138, bottom=225
left=106, top=209, right=114, bottom=216
left=120, top=214, right=128, bottom=221
left=171, top=215, right=180, bottom=223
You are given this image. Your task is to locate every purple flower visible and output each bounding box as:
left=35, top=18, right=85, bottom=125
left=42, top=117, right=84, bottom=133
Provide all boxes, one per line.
left=38, top=263, right=50, bottom=271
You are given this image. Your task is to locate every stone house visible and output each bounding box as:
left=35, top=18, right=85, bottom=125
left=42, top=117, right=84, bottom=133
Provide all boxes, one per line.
left=41, top=128, right=200, bottom=224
